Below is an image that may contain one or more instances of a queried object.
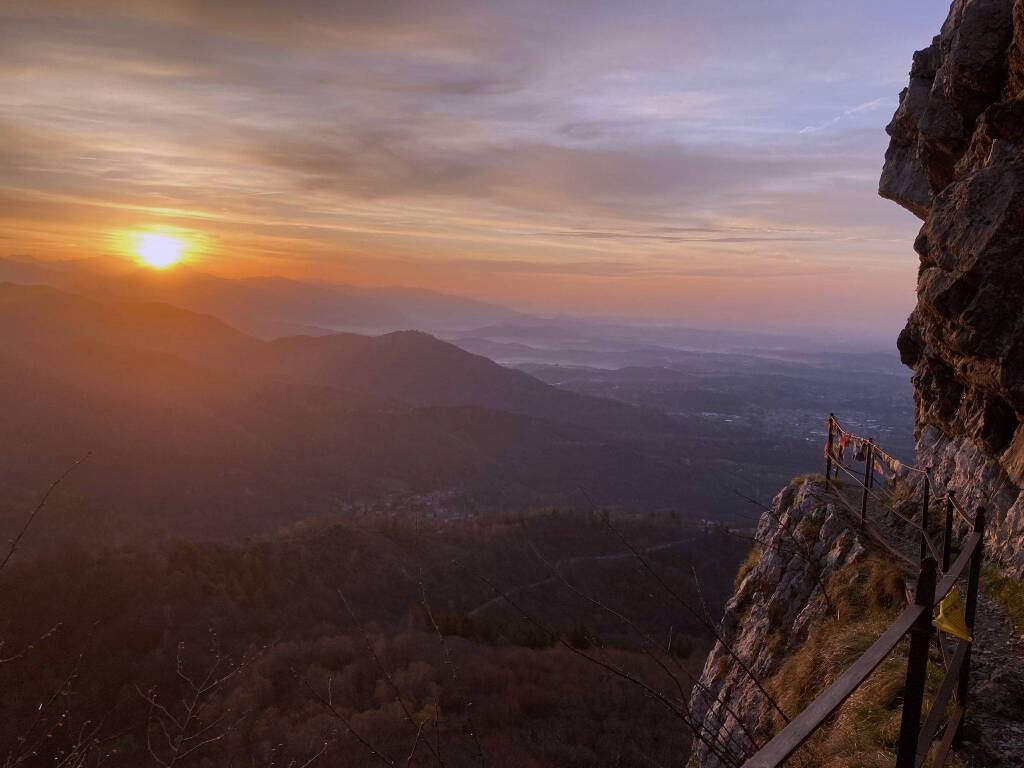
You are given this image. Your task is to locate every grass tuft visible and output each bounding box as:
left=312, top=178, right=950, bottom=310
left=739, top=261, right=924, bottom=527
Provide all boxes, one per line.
left=766, top=554, right=911, bottom=766
left=734, top=547, right=761, bottom=590
left=982, top=565, right=1024, bottom=630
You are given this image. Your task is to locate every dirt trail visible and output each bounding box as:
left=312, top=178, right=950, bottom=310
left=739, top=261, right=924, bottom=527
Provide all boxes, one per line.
left=959, top=593, right=1024, bottom=768
left=831, top=480, right=1024, bottom=765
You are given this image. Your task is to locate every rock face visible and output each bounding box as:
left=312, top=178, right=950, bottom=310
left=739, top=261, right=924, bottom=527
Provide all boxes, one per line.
left=687, top=479, right=866, bottom=768
left=881, top=0, right=1024, bottom=572
left=689, top=5, right=1024, bottom=764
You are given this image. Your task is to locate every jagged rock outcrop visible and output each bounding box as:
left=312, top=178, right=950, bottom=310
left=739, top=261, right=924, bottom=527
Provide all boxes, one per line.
left=687, top=479, right=867, bottom=768
left=689, top=5, right=1024, bottom=765
left=881, top=0, right=1024, bottom=572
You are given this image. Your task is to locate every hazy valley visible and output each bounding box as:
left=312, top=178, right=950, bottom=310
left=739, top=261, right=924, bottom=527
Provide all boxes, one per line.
left=10, top=2, right=1024, bottom=764
left=0, top=269, right=914, bottom=766
left=0, top=272, right=913, bottom=545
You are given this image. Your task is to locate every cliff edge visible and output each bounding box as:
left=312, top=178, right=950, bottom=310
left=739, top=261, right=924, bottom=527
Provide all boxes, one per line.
left=881, top=0, right=1024, bottom=572
left=689, top=3, right=1024, bottom=765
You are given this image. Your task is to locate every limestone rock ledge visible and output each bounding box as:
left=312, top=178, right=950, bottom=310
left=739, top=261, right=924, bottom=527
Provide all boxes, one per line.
left=917, top=425, right=1024, bottom=570
left=687, top=479, right=866, bottom=768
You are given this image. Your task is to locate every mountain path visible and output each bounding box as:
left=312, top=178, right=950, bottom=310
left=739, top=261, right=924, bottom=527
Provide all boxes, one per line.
left=959, top=593, right=1024, bottom=768
left=832, top=481, right=1024, bottom=766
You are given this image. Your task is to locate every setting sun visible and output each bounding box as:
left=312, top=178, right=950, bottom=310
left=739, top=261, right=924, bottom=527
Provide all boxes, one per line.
left=136, top=233, right=184, bottom=269
left=109, top=226, right=205, bottom=270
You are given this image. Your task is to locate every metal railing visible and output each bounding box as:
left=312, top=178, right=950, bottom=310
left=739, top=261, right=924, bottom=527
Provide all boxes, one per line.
left=740, top=414, right=987, bottom=768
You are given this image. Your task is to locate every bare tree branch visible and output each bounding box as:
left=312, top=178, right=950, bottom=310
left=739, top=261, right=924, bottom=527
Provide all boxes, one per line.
left=525, top=541, right=756, bottom=763
left=0, top=453, right=91, bottom=576
left=418, top=581, right=486, bottom=768
left=302, top=675, right=397, bottom=768
left=577, top=487, right=791, bottom=727
left=135, top=643, right=248, bottom=767
left=337, top=589, right=446, bottom=768
left=459, top=562, right=743, bottom=768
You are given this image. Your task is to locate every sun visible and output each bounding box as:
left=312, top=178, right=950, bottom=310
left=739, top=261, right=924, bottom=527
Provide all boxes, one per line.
left=109, top=226, right=205, bottom=270
left=136, top=233, right=185, bottom=269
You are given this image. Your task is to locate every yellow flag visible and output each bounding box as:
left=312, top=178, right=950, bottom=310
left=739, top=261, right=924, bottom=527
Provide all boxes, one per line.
left=934, top=587, right=972, bottom=642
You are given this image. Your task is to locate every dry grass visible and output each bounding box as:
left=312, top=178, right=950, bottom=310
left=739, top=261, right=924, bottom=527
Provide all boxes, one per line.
left=792, top=473, right=828, bottom=485
left=763, top=547, right=971, bottom=767
left=734, top=546, right=761, bottom=590
left=765, top=554, right=915, bottom=767
left=769, top=553, right=904, bottom=710
left=794, top=516, right=824, bottom=549
left=888, top=481, right=917, bottom=507
left=983, top=564, right=1024, bottom=631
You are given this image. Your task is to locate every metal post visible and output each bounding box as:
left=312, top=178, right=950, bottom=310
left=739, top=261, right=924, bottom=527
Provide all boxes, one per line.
left=942, top=492, right=954, bottom=573
left=824, top=414, right=835, bottom=490
left=860, top=438, right=873, bottom=530
left=920, top=475, right=930, bottom=564
left=954, top=507, right=985, bottom=747
left=895, top=557, right=937, bottom=768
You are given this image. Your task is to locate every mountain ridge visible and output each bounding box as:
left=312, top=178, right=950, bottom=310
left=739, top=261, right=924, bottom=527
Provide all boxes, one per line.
left=0, top=282, right=692, bottom=540
left=0, top=256, right=519, bottom=338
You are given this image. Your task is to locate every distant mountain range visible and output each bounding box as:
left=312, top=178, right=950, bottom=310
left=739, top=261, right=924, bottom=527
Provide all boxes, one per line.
left=0, top=282, right=695, bottom=540
left=0, top=261, right=910, bottom=543
left=448, top=316, right=907, bottom=372
left=0, top=256, right=519, bottom=338
left=0, top=256, right=890, bottom=360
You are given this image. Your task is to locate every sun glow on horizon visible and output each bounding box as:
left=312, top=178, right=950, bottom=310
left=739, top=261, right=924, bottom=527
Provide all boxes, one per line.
left=110, top=226, right=207, bottom=270
left=136, top=233, right=184, bottom=269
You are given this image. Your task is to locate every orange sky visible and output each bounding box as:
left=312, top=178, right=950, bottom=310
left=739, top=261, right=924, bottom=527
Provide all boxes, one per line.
left=0, top=1, right=944, bottom=337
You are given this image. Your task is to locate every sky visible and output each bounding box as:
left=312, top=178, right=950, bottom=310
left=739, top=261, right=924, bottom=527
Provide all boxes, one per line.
left=0, top=1, right=950, bottom=338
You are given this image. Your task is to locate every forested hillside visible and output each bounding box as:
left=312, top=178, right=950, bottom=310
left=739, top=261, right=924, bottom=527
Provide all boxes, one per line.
left=0, top=511, right=746, bottom=767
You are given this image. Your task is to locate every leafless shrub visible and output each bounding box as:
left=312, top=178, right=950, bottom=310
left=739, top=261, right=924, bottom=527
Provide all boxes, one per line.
left=135, top=639, right=250, bottom=767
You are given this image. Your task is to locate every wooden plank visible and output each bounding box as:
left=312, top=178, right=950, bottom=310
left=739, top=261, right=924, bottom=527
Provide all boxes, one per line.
left=955, top=509, right=984, bottom=749
left=942, top=495, right=954, bottom=572
left=931, top=706, right=964, bottom=768
left=921, top=478, right=930, bottom=563
left=896, top=558, right=937, bottom=768
left=741, top=603, right=926, bottom=768
left=935, top=533, right=981, bottom=603
left=914, top=639, right=968, bottom=768
left=948, top=493, right=975, bottom=526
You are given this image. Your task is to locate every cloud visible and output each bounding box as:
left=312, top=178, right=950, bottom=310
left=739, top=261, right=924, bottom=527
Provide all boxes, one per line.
left=798, top=96, right=893, bottom=134
left=0, top=0, right=940, bottom=332
left=845, top=97, right=889, bottom=115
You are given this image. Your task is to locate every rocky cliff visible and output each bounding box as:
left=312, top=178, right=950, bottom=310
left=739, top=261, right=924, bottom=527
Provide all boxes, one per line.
left=687, top=478, right=876, bottom=768
left=689, top=3, right=1024, bottom=765
left=881, top=0, right=1024, bottom=572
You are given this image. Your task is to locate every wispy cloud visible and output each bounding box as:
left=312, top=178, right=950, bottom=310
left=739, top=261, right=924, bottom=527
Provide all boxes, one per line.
left=798, top=96, right=892, bottom=134
left=0, top=0, right=945, bottom=332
